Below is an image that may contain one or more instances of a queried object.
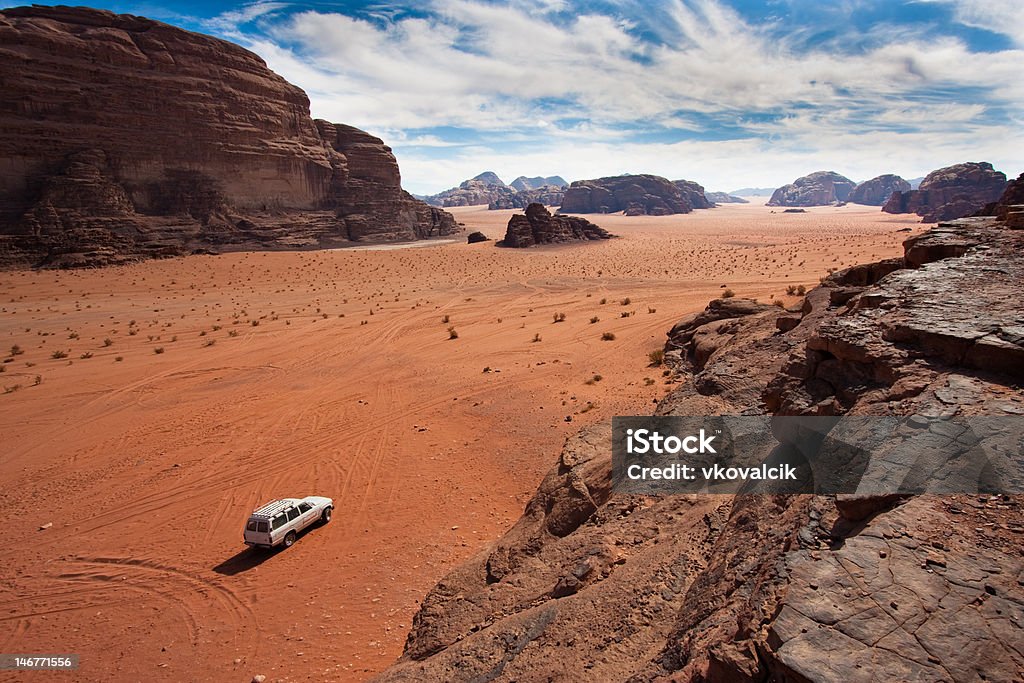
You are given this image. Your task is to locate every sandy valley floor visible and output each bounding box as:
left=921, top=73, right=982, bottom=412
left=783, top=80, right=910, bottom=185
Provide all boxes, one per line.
left=0, top=201, right=923, bottom=682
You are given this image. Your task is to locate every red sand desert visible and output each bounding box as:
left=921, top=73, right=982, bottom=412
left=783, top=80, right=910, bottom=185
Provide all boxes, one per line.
left=0, top=202, right=923, bottom=681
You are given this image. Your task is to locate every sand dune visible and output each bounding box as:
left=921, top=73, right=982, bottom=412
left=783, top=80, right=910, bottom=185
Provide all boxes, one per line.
left=0, top=202, right=922, bottom=681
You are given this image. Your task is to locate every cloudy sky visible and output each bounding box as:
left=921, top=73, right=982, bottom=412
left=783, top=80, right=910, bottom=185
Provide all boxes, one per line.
left=22, top=0, right=1024, bottom=194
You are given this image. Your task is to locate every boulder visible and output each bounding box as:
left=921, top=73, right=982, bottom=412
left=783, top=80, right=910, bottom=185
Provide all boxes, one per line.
left=882, top=162, right=1007, bottom=222
left=466, top=231, right=489, bottom=244
left=0, top=6, right=457, bottom=267
left=767, top=171, right=856, bottom=207
left=499, top=203, right=612, bottom=247
left=848, top=174, right=910, bottom=205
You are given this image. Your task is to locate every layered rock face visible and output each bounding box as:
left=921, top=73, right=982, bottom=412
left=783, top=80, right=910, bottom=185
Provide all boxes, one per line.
left=767, top=171, right=856, bottom=207
left=883, top=162, right=1007, bottom=222
left=982, top=172, right=1024, bottom=227
left=848, top=173, right=910, bottom=205
left=378, top=214, right=1024, bottom=681
left=705, top=191, right=748, bottom=204
left=559, top=174, right=707, bottom=215
left=488, top=186, right=567, bottom=210
left=0, top=6, right=456, bottom=267
left=499, top=203, right=612, bottom=247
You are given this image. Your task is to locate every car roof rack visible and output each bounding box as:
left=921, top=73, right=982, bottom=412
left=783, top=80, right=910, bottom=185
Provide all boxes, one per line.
left=250, top=499, right=296, bottom=519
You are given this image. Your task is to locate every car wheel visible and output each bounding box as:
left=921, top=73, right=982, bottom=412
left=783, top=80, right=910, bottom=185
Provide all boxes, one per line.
left=321, top=506, right=332, bottom=524
left=283, top=531, right=296, bottom=548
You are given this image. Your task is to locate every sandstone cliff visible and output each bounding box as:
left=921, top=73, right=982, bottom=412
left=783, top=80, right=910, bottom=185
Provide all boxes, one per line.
left=767, top=171, right=856, bottom=207
left=559, top=174, right=709, bottom=215
left=848, top=174, right=910, bottom=206
left=882, top=162, right=1007, bottom=223
left=0, top=6, right=457, bottom=267
left=377, top=212, right=1024, bottom=681
left=510, top=176, right=568, bottom=192
left=499, top=203, right=612, bottom=247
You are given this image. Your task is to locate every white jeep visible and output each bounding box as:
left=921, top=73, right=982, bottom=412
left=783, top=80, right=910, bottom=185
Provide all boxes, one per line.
left=243, top=496, right=333, bottom=549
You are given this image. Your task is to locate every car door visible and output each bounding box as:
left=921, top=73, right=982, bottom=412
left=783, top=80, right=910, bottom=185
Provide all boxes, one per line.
left=296, top=502, right=315, bottom=531
left=270, top=512, right=289, bottom=544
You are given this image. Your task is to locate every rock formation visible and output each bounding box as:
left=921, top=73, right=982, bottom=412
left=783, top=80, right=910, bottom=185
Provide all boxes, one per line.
left=488, top=186, right=567, bottom=210
left=559, top=174, right=707, bottom=215
left=510, top=176, right=568, bottom=192
left=882, top=162, right=1007, bottom=222
left=378, top=211, right=1024, bottom=681
left=848, top=174, right=911, bottom=205
left=0, top=6, right=457, bottom=267
left=767, top=171, right=856, bottom=207
left=672, top=179, right=713, bottom=210
left=499, top=203, right=612, bottom=247
left=466, top=231, right=489, bottom=244
left=424, top=172, right=567, bottom=210
left=705, top=191, right=748, bottom=204
left=985, top=172, right=1024, bottom=228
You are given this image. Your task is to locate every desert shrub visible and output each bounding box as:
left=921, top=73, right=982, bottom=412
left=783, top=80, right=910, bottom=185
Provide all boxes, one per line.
left=722, top=289, right=735, bottom=298
left=797, top=284, right=806, bottom=295
left=648, top=349, right=665, bottom=366
left=590, top=316, right=600, bottom=324
left=532, top=333, right=542, bottom=343
left=620, top=297, right=631, bottom=305
left=80, top=352, right=93, bottom=359
left=773, top=299, right=785, bottom=308
left=10, top=344, right=23, bottom=356
left=103, top=338, right=113, bottom=347
left=441, top=314, right=450, bottom=324
left=553, top=312, right=566, bottom=323
left=154, top=347, right=165, bottom=354
left=786, top=285, right=797, bottom=295
left=448, top=326, right=459, bottom=340
left=601, top=331, right=616, bottom=341
left=51, top=350, right=68, bottom=359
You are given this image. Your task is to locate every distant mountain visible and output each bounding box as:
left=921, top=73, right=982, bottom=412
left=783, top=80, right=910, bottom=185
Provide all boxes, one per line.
left=706, top=191, right=749, bottom=204
left=907, top=176, right=926, bottom=190
left=424, top=171, right=566, bottom=208
left=729, top=187, right=776, bottom=196
left=470, top=171, right=507, bottom=188
left=510, top=175, right=568, bottom=192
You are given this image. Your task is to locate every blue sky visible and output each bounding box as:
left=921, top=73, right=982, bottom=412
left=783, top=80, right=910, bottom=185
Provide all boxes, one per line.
left=8, top=1, right=1023, bottom=194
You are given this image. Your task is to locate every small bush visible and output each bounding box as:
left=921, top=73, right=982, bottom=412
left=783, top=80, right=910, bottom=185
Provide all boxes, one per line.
left=10, top=344, right=24, bottom=356
left=51, top=350, right=68, bottom=359
left=441, top=314, right=450, bottom=324
left=532, top=333, right=542, bottom=343
left=584, top=374, right=603, bottom=385
left=68, top=332, right=79, bottom=340
left=620, top=297, right=631, bottom=305
left=601, top=331, right=616, bottom=341
left=590, top=316, right=600, bottom=324
left=103, top=338, right=113, bottom=347
left=773, top=299, right=785, bottom=308
left=228, top=330, right=239, bottom=337
left=599, top=298, right=607, bottom=305
left=80, top=352, right=93, bottom=359
left=648, top=349, right=665, bottom=366
left=154, top=347, right=165, bottom=354
left=620, top=311, right=630, bottom=318
left=115, top=356, right=124, bottom=362
left=4, top=384, right=22, bottom=394
left=797, top=284, right=806, bottom=295
left=786, top=285, right=797, bottom=295
left=648, top=307, right=656, bottom=314
left=33, top=375, right=42, bottom=386
left=448, top=326, right=459, bottom=340
left=203, top=339, right=216, bottom=347
left=722, top=289, right=735, bottom=298
left=553, top=312, right=566, bottom=323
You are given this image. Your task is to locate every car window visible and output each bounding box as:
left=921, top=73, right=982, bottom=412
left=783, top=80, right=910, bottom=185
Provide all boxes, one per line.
left=256, top=521, right=268, bottom=533
left=298, top=503, right=312, bottom=513
left=246, top=520, right=258, bottom=531
left=272, top=513, right=287, bottom=530
left=287, top=507, right=301, bottom=521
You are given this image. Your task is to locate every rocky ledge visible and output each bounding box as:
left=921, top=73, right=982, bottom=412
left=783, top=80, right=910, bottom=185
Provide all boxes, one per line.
left=0, top=6, right=457, bottom=268
left=499, top=203, right=613, bottom=247
left=376, top=179, right=1024, bottom=682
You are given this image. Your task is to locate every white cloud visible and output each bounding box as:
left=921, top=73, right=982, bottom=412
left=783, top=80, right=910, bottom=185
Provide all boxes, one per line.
left=203, top=0, right=1024, bottom=192
left=919, top=0, right=1024, bottom=47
